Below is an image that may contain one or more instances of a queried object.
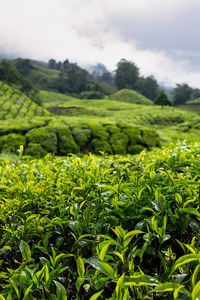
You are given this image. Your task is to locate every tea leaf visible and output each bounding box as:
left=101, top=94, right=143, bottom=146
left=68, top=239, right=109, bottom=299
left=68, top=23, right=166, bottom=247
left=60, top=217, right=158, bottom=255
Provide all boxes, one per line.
left=19, top=240, right=31, bottom=263
left=89, top=289, right=103, bottom=300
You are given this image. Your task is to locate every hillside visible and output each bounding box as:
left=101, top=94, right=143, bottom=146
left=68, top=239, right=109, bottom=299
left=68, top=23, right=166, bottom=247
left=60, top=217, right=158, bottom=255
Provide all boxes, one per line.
left=0, top=80, right=200, bottom=157
left=109, top=88, right=154, bottom=105
left=0, top=81, right=51, bottom=119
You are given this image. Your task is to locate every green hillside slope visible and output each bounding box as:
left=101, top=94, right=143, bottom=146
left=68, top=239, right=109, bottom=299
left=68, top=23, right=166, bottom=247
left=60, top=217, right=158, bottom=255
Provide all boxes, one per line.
left=0, top=81, right=51, bottom=119
left=109, top=88, right=154, bottom=105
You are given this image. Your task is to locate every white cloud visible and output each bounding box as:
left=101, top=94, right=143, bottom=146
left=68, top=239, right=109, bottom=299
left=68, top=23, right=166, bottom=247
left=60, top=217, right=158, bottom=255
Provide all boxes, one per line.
left=0, top=0, right=200, bottom=87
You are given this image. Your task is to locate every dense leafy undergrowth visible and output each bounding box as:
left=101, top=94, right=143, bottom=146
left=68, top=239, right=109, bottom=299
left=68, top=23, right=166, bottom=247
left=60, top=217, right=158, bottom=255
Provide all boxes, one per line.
left=0, top=141, right=200, bottom=299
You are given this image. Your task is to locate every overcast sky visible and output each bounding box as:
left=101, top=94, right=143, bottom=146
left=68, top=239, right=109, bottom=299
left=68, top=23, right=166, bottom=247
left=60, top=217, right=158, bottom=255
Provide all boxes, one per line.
left=1, top=0, right=200, bottom=87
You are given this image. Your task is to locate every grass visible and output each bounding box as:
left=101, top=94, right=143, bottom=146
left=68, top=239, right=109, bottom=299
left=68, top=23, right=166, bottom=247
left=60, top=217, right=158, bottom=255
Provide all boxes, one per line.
left=108, top=88, right=154, bottom=105
left=0, top=140, right=200, bottom=299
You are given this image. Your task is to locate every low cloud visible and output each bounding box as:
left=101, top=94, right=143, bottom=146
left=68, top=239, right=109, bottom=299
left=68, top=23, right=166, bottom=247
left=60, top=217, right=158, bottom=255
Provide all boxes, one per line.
left=1, top=0, right=200, bottom=87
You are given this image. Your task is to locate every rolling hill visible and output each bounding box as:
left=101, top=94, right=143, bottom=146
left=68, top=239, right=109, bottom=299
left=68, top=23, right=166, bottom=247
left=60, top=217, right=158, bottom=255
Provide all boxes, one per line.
left=108, top=88, right=154, bottom=105
left=0, top=80, right=51, bottom=120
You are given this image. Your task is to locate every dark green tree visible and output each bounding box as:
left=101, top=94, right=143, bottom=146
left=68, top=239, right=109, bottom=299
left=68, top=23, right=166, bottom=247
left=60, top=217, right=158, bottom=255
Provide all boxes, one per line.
left=191, top=88, right=200, bottom=99
left=114, top=59, right=139, bottom=90
left=154, top=92, right=172, bottom=107
left=48, top=59, right=56, bottom=69
left=56, top=61, right=62, bottom=70
left=0, top=59, right=20, bottom=84
left=63, top=59, right=69, bottom=70
left=172, top=83, right=193, bottom=106
left=0, top=59, right=40, bottom=105
left=136, top=75, right=159, bottom=100
left=15, top=58, right=33, bottom=75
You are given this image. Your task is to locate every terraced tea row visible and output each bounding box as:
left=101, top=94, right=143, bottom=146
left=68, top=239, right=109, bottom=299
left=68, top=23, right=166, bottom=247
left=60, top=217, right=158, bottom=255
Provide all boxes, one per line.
left=0, top=81, right=51, bottom=119
left=40, top=90, right=192, bottom=128
left=0, top=121, right=160, bottom=157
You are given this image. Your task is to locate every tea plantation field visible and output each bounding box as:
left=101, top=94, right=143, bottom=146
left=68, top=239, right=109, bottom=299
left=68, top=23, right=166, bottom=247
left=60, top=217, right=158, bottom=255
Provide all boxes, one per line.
left=1, top=80, right=200, bottom=158
left=0, top=141, right=200, bottom=299
left=0, top=82, right=50, bottom=120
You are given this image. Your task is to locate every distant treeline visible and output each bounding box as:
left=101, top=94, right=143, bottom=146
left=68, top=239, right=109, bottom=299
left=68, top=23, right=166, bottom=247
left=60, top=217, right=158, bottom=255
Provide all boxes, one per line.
left=0, top=57, right=200, bottom=105
left=0, top=59, right=40, bottom=104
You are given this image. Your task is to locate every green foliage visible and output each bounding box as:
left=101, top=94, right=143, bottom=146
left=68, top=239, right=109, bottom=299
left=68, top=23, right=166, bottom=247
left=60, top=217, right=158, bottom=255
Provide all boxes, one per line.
left=0, top=59, right=21, bottom=85
left=25, top=142, right=48, bottom=158
left=0, top=80, right=50, bottom=119
left=136, top=75, right=159, bottom=100
left=0, top=133, right=25, bottom=153
left=173, top=83, right=194, bottom=106
left=72, top=126, right=91, bottom=148
left=56, top=126, right=79, bottom=155
left=109, top=88, right=153, bottom=105
left=114, top=59, right=139, bottom=89
left=0, top=141, right=200, bottom=298
left=123, top=128, right=142, bottom=144
left=15, top=58, right=34, bottom=76
left=91, top=138, right=112, bottom=154
left=155, top=91, right=172, bottom=107
left=0, top=59, right=40, bottom=104
left=80, top=90, right=104, bottom=99
left=128, top=144, right=145, bottom=154
left=110, top=131, right=129, bottom=154
left=26, top=127, right=57, bottom=153
left=142, top=129, right=160, bottom=148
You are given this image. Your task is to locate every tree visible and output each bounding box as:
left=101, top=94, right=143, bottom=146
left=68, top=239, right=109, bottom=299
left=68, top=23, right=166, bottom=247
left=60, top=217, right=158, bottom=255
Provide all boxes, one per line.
left=0, top=59, right=40, bottom=105
left=172, top=83, right=193, bottom=106
left=15, top=58, right=33, bottom=75
left=114, top=59, right=139, bottom=90
left=63, top=59, right=69, bottom=70
left=56, top=61, right=62, bottom=70
left=48, top=59, right=56, bottom=69
left=91, top=63, right=114, bottom=85
left=136, top=76, right=159, bottom=100
left=0, top=59, right=20, bottom=84
left=191, top=88, right=200, bottom=100
left=154, top=92, right=172, bottom=107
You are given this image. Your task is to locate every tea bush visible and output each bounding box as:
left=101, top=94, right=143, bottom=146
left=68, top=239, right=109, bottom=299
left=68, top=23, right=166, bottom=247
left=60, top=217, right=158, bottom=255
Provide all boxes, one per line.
left=0, top=141, right=200, bottom=299
left=25, top=127, right=57, bottom=153
left=25, top=142, right=48, bottom=158
left=0, top=133, right=25, bottom=153
left=56, top=126, right=79, bottom=155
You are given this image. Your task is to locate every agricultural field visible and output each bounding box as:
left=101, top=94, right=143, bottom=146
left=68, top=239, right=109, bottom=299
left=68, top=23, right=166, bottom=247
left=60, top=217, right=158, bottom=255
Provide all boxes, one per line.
left=0, top=81, right=51, bottom=120
left=1, top=69, right=200, bottom=299
left=0, top=141, right=200, bottom=299
left=40, top=89, right=200, bottom=146
left=1, top=81, right=200, bottom=158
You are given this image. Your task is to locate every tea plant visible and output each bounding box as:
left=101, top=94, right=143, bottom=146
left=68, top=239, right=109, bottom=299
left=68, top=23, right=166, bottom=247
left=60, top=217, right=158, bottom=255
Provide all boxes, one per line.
left=0, top=141, right=200, bottom=298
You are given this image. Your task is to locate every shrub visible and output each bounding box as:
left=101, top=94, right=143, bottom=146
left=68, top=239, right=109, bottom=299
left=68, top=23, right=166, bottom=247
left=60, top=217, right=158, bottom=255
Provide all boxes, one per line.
left=154, top=92, right=172, bottom=107
left=25, top=143, right=48, bottom=158
left=56, top=126, right=79, bottom=155
left=123, top=128, right=142, bottom=145
left=142, top=129, right=160, bottom=148
left=0, top=133, right=25, bottom=153
left=80, top=91, right=104, bottom=99
left=110, top=132, right=129, bottom=154
left=128, top=144, right=145, bottom=155
left=88, top=123, right=109, bottom=140
left=72, top=126, right=91, bottom=147
left=104, top=125, right=121, bottom=134
left=91, top=138, right=112, bottom=154
left=25, top=127, right=57, bottom=153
